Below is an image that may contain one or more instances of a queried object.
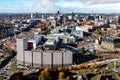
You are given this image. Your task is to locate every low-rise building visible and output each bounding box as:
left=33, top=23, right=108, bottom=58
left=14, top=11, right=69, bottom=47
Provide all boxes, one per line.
left=44, top=39, right=57, bottom=50
left=62, top=35, right=76, bottom=44
left=71, top=30, right=84, bottom=39
left=101, top=36, right=120, bottom=49
left=28, top=34, right=42, bottom=50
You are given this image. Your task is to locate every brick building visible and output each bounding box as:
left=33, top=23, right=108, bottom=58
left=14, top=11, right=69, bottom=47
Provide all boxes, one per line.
left=101, top=36, right=120, bottom=49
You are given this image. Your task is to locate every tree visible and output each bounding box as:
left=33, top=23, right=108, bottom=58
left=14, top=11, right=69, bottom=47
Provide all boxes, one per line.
left=84, top=64, right=89, bottom=69
left=39, top=68, right=43, bottom=72
left=58, top=67, right=65, bottom=71
left=39, top=71, right=49, bottom=80
left=68, top=66, right=73, bottom=71
left=79, top=48, right=86, bottom=55
left=40, top=46, right=45, bottom=51
left=58, top=71, right=65, bottom=80
left=0, top=76, right=4, bottom=80
left=90, top=63, right=97, bottom=69
left=94, top=29, right=101, bottom=35
left=66, top=76, right=71, bottom=80
left=116, top=32, right=120, bottom=37
left=93, top=71, right=97, bottom=75
left=83, top=73, right=87, bottom=80
left=44, top=67, right=50, bottom=72
left=78, top=65, right=82, bottom=69
left=102, top=31, right=108, bottom=37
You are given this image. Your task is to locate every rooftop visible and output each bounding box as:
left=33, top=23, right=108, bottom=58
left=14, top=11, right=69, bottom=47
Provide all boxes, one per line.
left=102, top=36, right=120, bottom=43
left=44, top=39, right=56, bottom=45
left=29, top=34, right=42, bottom=41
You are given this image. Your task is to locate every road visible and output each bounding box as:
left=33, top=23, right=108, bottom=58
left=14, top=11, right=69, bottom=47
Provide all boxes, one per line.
left=89, top=58, right=120, bottom=65
left=0, top=50, right=16, bottom=80
left=0, top=58, right=15, bottom=80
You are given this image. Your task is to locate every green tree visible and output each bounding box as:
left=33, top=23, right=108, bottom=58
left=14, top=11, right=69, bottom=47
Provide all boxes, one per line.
left=0, top=76, right=4, bottom=80
left=79, top=48, right=86, bottom=55
left=94, top=29, right=101, bottom=35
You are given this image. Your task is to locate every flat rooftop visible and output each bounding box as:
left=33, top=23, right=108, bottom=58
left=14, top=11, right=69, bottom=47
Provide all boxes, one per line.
left=102, top=36, right=120, bottom=43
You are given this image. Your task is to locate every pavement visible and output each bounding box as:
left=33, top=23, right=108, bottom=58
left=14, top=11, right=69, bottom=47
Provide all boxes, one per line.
left=0, top=60, right=14, bottom=80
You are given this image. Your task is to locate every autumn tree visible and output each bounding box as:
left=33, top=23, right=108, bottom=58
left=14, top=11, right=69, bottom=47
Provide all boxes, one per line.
left=38, top=70, right=50, bottom=80
left=78, top=65, right=82, bottom=69
left=58, top=67, right=65, bottom=71
left=83, top=73, right=87, bottom=80
left=93, top=29, right=102, bottom=35
left=39, top=68, right=43, bottom=72
left=58, top=71, right=65, bottom=80
left=90, top=63, right=97, bottom=69
left=84, top=64, right=89, bottom=69
left=66, top=76, right=71, bottom=80
left=116, top=32, right=120, bottom=37
left=68, top=66, right=73, bottom=71
left=44, top=67, right=50, bottom=72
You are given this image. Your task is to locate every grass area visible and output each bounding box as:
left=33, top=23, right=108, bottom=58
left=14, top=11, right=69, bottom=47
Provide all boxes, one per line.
left=10, top=59, right=25, bottom=72
left=106, top=64, right=114, bottom=68
left=91, top=75, right=98, bottom=80
left=0, top=75, right=4, bottom=80
left=10, top=60, right=17, bottom=71
left=106, top=62, right=120, bottom=68
left=91, top=72, right=116, bottom=80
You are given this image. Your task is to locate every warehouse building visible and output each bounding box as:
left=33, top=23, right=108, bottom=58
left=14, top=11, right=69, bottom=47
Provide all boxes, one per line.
left=44, top=39, right=57, bottom=50
left=17, top=38, right=73, bottom=67
left=28, top=34, right=42, bottom=50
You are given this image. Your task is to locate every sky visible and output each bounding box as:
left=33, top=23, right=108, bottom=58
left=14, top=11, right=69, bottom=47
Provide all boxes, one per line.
left=1, top=0, right=120, bottom=13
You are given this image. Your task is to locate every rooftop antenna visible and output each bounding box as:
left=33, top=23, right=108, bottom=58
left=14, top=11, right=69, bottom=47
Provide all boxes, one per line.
left=31, top=13, right=33, bottom=19
left=91, top=11, right=93, bottom=16
left=60, top=7, right=61, bottom=14
left=22, top=14, right=25, bottom=19
left=20, top=31, right=23, bottom=38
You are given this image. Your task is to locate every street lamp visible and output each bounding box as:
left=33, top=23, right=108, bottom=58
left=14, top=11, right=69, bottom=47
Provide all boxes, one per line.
left=114, top=62, right=116, bottom=70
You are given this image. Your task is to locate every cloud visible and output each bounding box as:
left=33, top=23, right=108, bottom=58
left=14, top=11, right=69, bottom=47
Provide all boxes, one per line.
left=44, top=0, right=120, bottom=5
left=25, top=0, right=120, bottom=13
left=0, top=0, right=120, bottom=13
left=26, top=0, right=60, bottom=13
left=42, top=0, right=56, bottom=4
left=77, top=0, right=120, bottom=5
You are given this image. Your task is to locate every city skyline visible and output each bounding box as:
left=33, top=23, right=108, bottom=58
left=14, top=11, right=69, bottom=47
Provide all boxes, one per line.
left=0, top=0, right=120, bottom=13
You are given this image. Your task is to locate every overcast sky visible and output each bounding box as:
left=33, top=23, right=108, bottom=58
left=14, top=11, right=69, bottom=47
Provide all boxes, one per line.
left=0, top=0, right=120, bottom=13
